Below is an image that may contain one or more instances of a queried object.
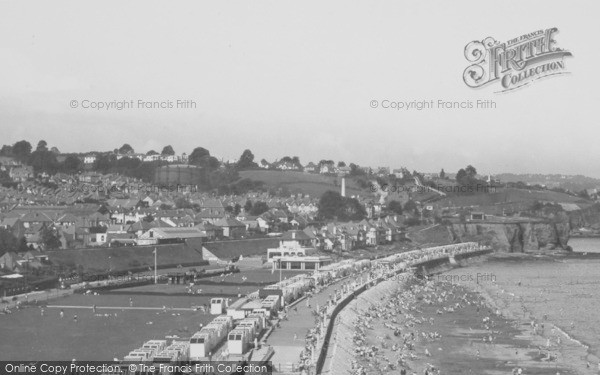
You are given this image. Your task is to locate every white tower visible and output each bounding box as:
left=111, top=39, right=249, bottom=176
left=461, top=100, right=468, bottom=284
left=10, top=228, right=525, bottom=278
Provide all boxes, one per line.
left=341, top=177, right=346, bottom=197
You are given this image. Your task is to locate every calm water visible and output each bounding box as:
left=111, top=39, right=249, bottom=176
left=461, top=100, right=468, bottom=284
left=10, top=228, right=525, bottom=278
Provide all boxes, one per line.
left=444, top=239, right=600, bottom=369
left=568, top=236, right=600, bottom=253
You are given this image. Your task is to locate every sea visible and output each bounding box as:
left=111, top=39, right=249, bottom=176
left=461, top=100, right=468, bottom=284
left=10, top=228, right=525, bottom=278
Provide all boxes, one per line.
left=446, top=237, right=600, bottom=370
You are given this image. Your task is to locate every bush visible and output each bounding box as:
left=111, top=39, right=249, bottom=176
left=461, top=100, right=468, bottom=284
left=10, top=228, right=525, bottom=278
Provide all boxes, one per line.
left=404, top=217, right=421, bottom=227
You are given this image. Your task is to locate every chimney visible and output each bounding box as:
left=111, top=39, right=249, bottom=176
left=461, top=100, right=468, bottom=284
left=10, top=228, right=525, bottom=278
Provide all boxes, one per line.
left=341, top=177, right=346, bottom=197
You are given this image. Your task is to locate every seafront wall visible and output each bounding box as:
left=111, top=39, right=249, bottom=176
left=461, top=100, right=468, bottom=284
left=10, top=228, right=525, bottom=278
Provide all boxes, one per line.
left=315, top=244, right=491, bottom=374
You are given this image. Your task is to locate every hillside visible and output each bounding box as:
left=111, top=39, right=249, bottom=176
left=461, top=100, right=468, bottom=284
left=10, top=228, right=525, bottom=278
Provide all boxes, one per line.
left=497, top=173, right=600, bottom=191
left=237, top=170, right=371, bottom=198
left=431, top=187, right=590, bottom=210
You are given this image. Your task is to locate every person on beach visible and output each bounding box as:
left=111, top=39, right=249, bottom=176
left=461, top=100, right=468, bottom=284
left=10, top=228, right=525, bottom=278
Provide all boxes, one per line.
left=60, top=309, right=64, bottom=319
left=73, top=314, right=78, bottom=323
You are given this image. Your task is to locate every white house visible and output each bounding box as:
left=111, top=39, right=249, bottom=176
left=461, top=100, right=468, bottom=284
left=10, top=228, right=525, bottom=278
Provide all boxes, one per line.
left=83, top=154, right=97, bottom=164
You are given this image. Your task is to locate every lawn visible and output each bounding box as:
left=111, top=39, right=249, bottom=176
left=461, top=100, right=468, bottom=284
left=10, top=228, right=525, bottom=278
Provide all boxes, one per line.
left=0, top=268, right=313, bottom=361
left=0, top=293, right=215, bottom=361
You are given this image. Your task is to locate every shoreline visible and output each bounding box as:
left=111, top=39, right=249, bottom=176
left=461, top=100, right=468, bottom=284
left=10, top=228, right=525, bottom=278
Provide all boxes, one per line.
left=326, top=252, right=599, bottom=375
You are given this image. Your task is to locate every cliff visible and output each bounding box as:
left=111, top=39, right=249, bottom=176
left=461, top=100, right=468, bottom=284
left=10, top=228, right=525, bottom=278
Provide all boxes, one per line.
left=448, top=220, right=570, bottom=252
left=568, top=203, right=600, bottom=228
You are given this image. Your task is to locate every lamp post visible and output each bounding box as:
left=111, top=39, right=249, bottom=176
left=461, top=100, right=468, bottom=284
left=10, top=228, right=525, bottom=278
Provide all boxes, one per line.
left=153, top=247, right=157, bottom=284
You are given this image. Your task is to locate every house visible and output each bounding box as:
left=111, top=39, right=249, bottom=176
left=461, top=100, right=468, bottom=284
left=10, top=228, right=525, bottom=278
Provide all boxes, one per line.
left=83, top=154, right=97, bottom=164
left=160, top=154, right=177, bottom=163
left=9, top=166, right=34, bottom=182
left=303, top=162, right=317, bottom=173
left=194, top=222, right=222, bottom=240
left=337, top=166, right=351, bottom=176
left=392, top=168, right=406, bottom=179
left=237, top=215, right=259, bottom=232
left=256, top=216, right=270, bottom=233
left=0, top=252, right=21, bottom=271
left=319, top=162, right=335, bottom=174
left=276, top=161, right=299, bottom=171
left=143, top=154, right=161, bottom=162
left=376, top=167, right=390, bottom=177
left=214, top=217, right=247, bottom=239
left=259, top=160, right=271, bottom=169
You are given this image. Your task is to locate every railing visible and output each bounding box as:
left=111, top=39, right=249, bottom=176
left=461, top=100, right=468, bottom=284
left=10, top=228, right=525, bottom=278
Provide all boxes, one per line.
left=313, top=242, right=490, bottom=374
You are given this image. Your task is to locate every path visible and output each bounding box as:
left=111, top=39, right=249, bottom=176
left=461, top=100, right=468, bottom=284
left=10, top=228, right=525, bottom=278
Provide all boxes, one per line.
left=267, top=271, right=369, bottom=373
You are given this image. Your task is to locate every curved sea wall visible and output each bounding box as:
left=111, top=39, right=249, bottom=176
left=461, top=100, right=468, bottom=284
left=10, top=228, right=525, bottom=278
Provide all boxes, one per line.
left=316, top=246, right=492, bottom=374
left=449, top=221, right=570, bottom=252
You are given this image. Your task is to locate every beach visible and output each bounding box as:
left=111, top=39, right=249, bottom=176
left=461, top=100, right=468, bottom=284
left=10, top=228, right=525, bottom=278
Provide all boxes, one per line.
left=326, top=252, right=600, bottom=375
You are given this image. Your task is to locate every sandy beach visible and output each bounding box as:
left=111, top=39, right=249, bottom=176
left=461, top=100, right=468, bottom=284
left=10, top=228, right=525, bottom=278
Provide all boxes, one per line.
left=326, top=253, right=600, bottom=375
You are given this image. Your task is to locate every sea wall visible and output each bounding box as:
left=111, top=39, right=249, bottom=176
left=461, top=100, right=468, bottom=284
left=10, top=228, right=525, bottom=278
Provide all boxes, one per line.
left=318, top=247, right=492, bottom=374
left=448, top=221, right=570, bottom=252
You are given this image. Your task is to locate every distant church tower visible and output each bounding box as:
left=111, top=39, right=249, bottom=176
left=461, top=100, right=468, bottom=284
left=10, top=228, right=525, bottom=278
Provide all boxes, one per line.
left=341, top=177, right=346, bottom=197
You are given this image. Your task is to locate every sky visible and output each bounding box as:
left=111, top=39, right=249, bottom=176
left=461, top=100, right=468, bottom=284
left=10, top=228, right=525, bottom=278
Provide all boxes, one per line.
left=1, top=0, right=599, bottom=177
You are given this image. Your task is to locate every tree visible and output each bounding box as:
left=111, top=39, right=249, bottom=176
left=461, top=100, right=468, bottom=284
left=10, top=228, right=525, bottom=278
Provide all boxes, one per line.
left=41, top=226, right=61, bottom=250
left=237, top=149, right=257, bottom=170
left=28, top=149, right=59, bottom=174
left=93, top=154, right=116, bottom=173
left=244, top=200, right=253, bottom=213
left=0, top=145, right=13, bottom=156
left=161, top=145, right=175, bottom=156
left=250, top=201, right=269, bottom=216
left=175, top=197, right=192, bottom=209
left=337, top=161, right=346, bottom=168
left=234, top=203, right=242, bottom=215
left=189, top=147, right=210, bottom=162
left=62, top=155, right=83, bottom=173
left=291, top=156, right=301, bottom=168
left=439, top=168, right=446, bottom=179
left=188, top=147, right=220, bottom=170
left=0, top=228, right=19, bottom=255
left=465, top=165, right=477, bottom=178
left=146, top=150, right=158, bottom=155
left=388, top=200, right=403, bottom=215
left=317, top=190, right=366, bottom=221
left=456, top=168, right=467, bottom=183
left=118, top=144, right=134, bottom=154
left=403, top=200, right=418, bottom=215
left=12, top=140, right=32, bottom=162
left=18, top=236, right=28, bottom=252
left=318, top=160, right=334, bottom=168
left=349, top=163, right=365, bottom=176
left=36, top=140, right=48, bottom=152
left=577, top=190, right=590, bottom=200
left=50, top=147, right=60, bottom=154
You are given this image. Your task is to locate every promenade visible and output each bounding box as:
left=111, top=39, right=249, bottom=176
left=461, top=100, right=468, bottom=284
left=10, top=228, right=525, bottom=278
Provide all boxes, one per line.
left=264, top=242, right=486, bottom=374
left=266, top=272, right=369, bottom=372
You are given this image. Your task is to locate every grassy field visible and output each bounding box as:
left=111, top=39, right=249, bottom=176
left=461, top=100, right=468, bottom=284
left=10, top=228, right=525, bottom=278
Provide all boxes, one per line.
left=238, top=170, right=370, bottom=197
left=432, top=187, right=588, bottom=209
left=0, top=267, right=313, bottom=361
left=0, top=293, right=214, bottom=361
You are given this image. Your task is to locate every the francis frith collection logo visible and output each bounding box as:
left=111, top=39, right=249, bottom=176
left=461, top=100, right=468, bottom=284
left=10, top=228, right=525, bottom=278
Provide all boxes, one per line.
left=463, top=28, right=572, bottom=92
